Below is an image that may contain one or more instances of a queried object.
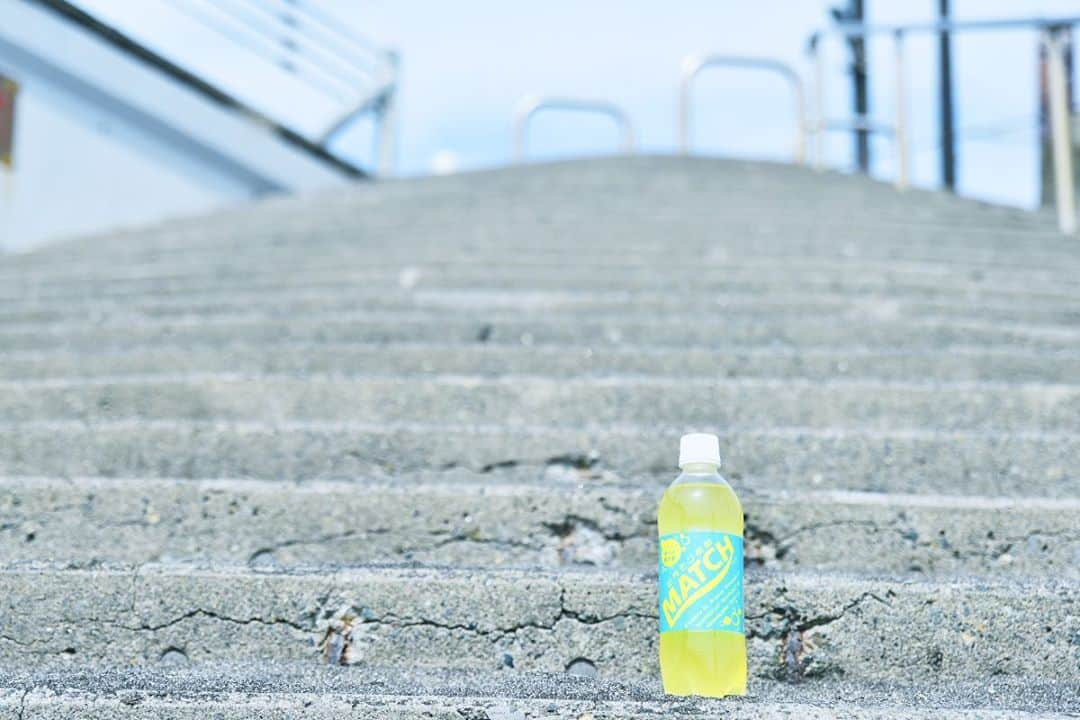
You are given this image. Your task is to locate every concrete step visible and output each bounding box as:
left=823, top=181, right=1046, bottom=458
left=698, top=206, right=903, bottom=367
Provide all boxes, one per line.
left=56, top=189, right=1053, bottom=227
left=3, top=288, right=1080, bottom=329
left=77, top=152, right=1066, bottom=201
left=2, top=664, right=1076, bottom=718
left=3, top=343, right=1080, bottom=384
left=6, top=261, right=1080, bottom=305
left=5, top=250, right=1080, bottom=297
left=3, top=375, right=1078, bottom=432
left=26, top=222, right=1080, bottom=281
left=18, top=160, right=1071, bottom=260
left=6, top=242, right=1080, bottom=281
left=2, top=421, right=1074, bottom=497
left=17, top=167, right=1057, bottom=228
left=29, top=182, right=1073, bottom=231
left=3, top=313, right=1078, bottom=352
left=19, top=166, right=1059, bottom=234
left=3, top=474, right=1076, bottom=578
left=2, top=564, right=1076, bottom=686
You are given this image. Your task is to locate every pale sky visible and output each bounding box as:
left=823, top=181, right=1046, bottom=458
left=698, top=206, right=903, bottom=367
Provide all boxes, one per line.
left=5, top=1, right=1080, bottom=249
left=72, top=0, right=1080, bottom=200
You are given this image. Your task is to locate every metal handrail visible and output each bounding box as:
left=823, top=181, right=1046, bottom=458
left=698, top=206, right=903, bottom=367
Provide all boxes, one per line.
left=808, top=30, right=909, bottom=190
left=809, top=17, right=1080, bottom=232
left=319, top=51, right=399, bottom=177
left=816, top=17, right=1080, bottom=40
left=158, top=0, right=399, bottom=175
left=225, top=0, right=379, bottom=82
left=160, top=0, right=355, bottom=97
left=512, top=96, right=635, bottom=163
left=27, top=0, right=368, bottom=178
left=269, top=0, right=386, bottom=58
left=815, top=114, right=905, bottom=187
left=823, top=116, right=893, bottom=134
left=679, top=54, right=806, bottom=164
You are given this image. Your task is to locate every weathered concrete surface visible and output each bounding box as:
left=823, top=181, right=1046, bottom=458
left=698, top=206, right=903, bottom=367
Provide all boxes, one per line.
left=3, top=216, right=1078, bottom=279
left=3, top=159, right=1077, bottom=265
left=6, top=343, right=1080, bottom=384
left=2, top=157, right=1080, bottom=713
left=2, top=475, right=1077, bottom=578
left=4, top=260, right=1080, bottom=306
left=2, top=565, right=1076, bottom=686
left=2, top=312, right=1078, bottom=353
left=3, top=376, right=1080, bottom=431
left=3, top=284, right=1080, bottom=328
left=1, top=665, right=1077, bottom=718
left=7, top=214, right=1078, bottom=277
left=1, top=422, right=1075, bottom=497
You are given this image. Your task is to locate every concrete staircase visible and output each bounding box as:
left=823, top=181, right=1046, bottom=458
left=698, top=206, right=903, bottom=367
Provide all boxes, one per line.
left=1, top=157, right=1078, bottom=718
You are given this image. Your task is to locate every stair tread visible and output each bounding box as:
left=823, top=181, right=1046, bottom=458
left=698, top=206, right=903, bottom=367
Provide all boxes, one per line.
left=2, top=474, right=1077, bottom=577
left=4, top=342, right=1080, bottom=384
left=3, top=420, right=1077, bottom=497
left=1, top=663, right=1077, bottom=717
left=3, top=563, right=1076, bottom=686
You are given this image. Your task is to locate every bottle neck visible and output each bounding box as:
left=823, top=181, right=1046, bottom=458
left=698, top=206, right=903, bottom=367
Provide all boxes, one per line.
left=679, top=462, right=720, bottom=475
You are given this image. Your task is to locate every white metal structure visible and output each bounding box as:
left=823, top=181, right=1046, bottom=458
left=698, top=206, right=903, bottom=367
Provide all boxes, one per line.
left=0, top=0, right=400, bottom=188
left=809, top=17, right=1080, bottom=232
left=808, top=32, right=908, bottom=190
left=512, top=96, right=635, bottom=163
left=1044, top=29, right=1076, bottom=234
left=679, top=55, right=807, bottom=164
left=0, top=0, right=400, bottom=249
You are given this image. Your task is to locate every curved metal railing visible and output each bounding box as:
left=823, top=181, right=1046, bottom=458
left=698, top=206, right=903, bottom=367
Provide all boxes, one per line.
left=679, top=54, right=807, bottom=164
left=512, top=96, right=635, bottom=163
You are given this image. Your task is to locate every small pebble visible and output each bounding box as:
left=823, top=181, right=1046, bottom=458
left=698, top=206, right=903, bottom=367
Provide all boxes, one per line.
left=159, top=648, right=188, bottom=666
left=565, top=658, right=597, bottom=678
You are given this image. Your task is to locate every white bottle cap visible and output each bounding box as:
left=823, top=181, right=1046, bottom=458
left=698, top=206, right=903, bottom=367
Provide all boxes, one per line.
left=678, top=433, right=722, bottom=469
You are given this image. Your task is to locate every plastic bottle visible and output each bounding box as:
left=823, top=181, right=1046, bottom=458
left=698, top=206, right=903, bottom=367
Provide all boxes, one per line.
left=657, top=433, right=746, bottom=697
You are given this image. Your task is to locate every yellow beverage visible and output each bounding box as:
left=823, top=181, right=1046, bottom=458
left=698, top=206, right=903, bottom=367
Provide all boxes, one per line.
left=657, top=434, right=746, bottom=697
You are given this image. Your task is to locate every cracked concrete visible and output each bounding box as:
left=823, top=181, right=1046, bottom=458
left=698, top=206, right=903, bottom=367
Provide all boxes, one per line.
left=7, top=342, right=1080, bottom=387
left=4, top=156, right=1080, bottom=716
left=0, top=565, right=1075, bottom=686
left=2, top=475, right=1076, bottom=579
left=2, top=423, right=1078, bottom=498
left=4, top=375, right=1080, bottom=432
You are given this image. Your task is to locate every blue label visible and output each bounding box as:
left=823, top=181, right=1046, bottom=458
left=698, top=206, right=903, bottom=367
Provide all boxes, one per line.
left=658, top=531, right=744, bottom=634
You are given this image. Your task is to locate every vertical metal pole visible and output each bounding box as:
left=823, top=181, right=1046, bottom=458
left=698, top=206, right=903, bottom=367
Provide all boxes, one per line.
left=791, top=74, right=807, bottom=165
left=894, top=31, right=909, bottom=191
left=1045, top=28, right=1077, bottom=234
left=849, top=0, right=870, bottom=173
left=0, top=76, right=16, bottom=170
left=679, top=57, right=695, bottom=155
left=374, top=51, right=399, bottom=177
left=811, top=35, right=826, bottom=171
left=512, top=115, right=526, bottom=164
left=938, top=0, right=956, bottom=190
left=619, top=116, right=636, bottom=154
